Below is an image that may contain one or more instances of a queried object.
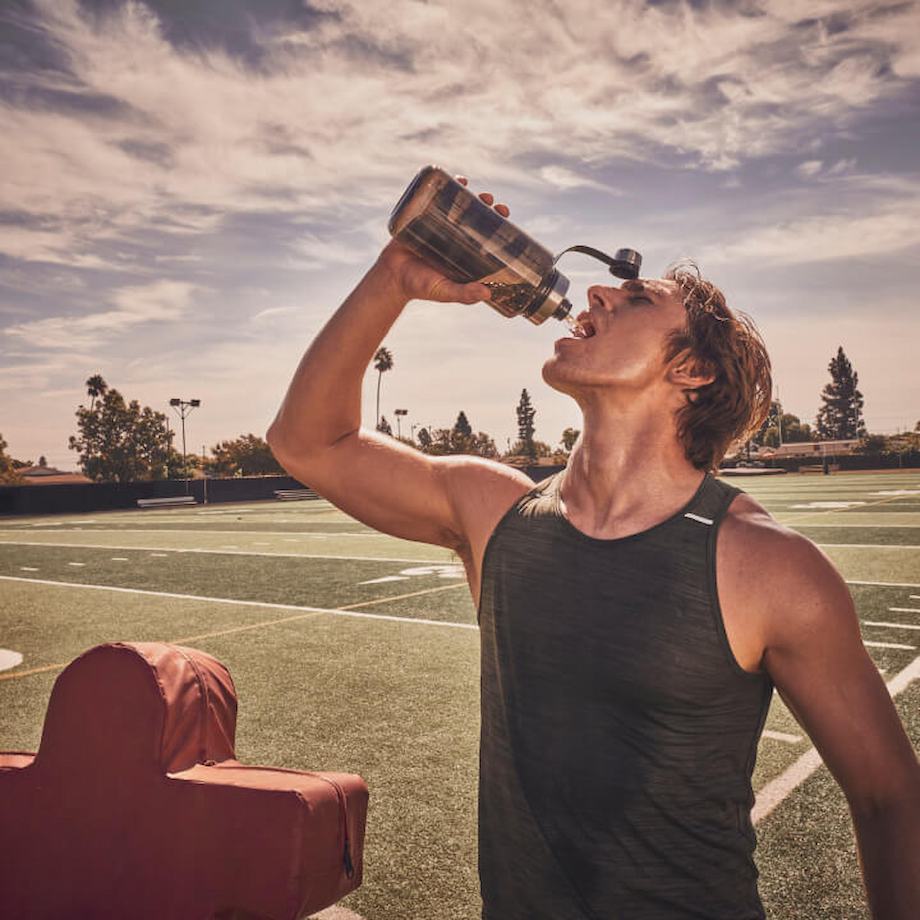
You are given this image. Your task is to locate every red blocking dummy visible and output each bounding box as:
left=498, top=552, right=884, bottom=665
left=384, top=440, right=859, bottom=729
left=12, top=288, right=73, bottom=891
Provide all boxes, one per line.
left=0, top=642, right=368, bottom=920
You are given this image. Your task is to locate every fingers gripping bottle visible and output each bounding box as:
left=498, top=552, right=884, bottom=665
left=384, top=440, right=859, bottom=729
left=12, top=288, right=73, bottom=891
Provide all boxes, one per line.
left=388, top=165, right=643, bottom=326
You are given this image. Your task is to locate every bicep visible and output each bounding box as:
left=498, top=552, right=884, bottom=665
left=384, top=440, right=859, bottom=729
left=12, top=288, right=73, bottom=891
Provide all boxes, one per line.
left=764, top=539, right=919, bottom=811
left=269, top=427, right=529, bottom=553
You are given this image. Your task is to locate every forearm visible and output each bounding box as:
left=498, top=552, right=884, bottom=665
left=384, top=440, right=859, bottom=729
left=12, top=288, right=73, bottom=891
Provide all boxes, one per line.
left=852, top=798, right=920, bottom=919
left=268, top=259, right=407, bottom=454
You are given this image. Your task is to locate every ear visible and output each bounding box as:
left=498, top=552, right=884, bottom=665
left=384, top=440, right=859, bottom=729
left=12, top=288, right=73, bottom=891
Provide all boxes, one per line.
left=667, top=349, right=716, bottom=396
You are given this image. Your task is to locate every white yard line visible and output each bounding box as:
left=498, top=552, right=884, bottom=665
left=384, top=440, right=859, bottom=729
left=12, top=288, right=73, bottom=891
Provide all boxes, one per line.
left=817, top=544, right=920, bottom=549
left=0, top=575, right=477, bottom=631
left=752, top=655, right=920, bottom=825
left=864, top=621, right=920, bottom=631
left=889, top=607, right=920, bottom=613
left=761, top=730, right=803, bottom=744
left=863, top=640, right=916, bottom=650
left=794, top=523, right=920, bottom=528
left=847, top=579, right=920, bottom=588
left=0, top=540, right=450, bottom=565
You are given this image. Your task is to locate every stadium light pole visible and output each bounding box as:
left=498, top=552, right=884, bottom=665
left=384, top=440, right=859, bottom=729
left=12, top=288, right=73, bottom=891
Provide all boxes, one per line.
left=394, top=408, right=408, bottom=439
left=170, top=398, right=201, bottom=495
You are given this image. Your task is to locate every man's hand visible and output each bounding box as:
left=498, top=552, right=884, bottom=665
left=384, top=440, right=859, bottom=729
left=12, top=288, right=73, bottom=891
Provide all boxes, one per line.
left=374, top=175, right=510, bottom=305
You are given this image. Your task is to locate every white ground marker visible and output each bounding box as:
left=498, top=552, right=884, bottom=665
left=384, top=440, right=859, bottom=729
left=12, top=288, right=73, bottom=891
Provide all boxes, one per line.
left=761, top=730, right=803, bottom=744
left=312, top=907, right=365, bottom=920
left=19, top=566, right=39, bottom=572
left=111, top=557, right=129, bottom=562
left=752, top=655, right=920, bottom=825
left=863, top=640, right=916, bottom=650
left=0, top=649, right=24, bottom=672
left=67, top=562, right=86, bottom=567
left=864, top=620, right=920, bottom=631
left=0, top=576, right=477, bottom=632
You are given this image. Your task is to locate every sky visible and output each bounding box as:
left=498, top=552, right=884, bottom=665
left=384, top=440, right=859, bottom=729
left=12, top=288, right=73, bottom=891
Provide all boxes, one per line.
left=1, top=0, right=919, bottom=469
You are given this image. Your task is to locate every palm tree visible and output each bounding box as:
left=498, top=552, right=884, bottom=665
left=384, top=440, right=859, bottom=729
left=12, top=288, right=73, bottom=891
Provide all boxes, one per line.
left=85, top=374, right=108, bottom=411
left=373, top=347, right=394, bottom=429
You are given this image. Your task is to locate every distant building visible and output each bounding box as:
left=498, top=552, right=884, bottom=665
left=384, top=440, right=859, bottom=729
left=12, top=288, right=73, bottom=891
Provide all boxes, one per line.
left=15, top=465, right=92, bottom=486
left=757, top=439, right=860, bottom=460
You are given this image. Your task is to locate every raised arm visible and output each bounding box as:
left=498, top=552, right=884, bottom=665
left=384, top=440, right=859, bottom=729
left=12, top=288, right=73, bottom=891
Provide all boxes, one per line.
left=266, top=181, right=532, bottom=553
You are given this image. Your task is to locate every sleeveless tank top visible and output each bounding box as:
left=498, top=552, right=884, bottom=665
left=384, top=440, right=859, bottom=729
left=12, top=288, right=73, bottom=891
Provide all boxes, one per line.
left=477, top=470, right=772, bottom=920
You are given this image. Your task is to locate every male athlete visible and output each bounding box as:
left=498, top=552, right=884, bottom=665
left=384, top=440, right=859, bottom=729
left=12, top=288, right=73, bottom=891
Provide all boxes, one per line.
left=267, top=176, right=920, bottom=919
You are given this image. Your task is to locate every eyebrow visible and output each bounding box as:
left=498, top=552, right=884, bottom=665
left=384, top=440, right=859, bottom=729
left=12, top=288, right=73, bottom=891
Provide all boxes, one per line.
left=621, top=280, right=656, bottom=297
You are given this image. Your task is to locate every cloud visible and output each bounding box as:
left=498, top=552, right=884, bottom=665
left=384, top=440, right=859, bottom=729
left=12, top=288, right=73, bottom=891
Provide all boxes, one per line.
left=702, top=192, right=920, bottom=266
left=796, top=160, right=824, bottom=179
left=0, top=0, right=917, bottom=271
left=4, top=279, right=201, bottom=349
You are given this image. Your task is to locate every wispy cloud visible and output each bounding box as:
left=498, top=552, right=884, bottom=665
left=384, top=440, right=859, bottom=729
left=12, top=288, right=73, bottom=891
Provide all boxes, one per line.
left=4, top=279, right=201, bottom=349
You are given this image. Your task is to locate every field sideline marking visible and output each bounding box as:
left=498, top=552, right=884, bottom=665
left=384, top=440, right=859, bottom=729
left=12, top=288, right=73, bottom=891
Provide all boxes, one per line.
left=0, top=540, right=452, bottom=565
left=817, top=544, right=920, bottom=550
left=751, top=655, right=920, bottom=825
left=780, top=492, right=916, bottom=524
left=0, top=576, right=474, bottom=682
left=864, top=621, right=920, bottom=631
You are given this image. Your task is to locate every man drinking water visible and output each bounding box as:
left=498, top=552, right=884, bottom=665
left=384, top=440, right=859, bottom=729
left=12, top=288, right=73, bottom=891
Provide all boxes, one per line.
left=267, top=176, right=919, bottom=919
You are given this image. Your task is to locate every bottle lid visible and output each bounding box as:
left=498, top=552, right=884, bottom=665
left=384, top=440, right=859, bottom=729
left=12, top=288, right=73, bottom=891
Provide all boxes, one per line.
left=527, top=270, right=570, bottom=325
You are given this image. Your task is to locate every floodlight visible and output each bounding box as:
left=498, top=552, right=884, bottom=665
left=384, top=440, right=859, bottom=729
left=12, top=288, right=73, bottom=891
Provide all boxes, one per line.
left=190, top=399, right=201, bottom=407
left=169, top=398, right=181, bottom=406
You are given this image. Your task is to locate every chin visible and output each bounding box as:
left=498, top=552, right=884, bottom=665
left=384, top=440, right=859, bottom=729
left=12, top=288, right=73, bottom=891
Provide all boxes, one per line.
left=542, top=356, right=580, bottom=397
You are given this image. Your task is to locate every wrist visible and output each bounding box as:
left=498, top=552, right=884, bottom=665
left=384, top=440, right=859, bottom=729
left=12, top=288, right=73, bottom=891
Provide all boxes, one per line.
left=367, top=254, right=410, bottom=305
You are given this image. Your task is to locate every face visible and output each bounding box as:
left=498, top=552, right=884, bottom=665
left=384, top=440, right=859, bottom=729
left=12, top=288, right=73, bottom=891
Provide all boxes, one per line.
left=542, top=277, right=692, bottom=399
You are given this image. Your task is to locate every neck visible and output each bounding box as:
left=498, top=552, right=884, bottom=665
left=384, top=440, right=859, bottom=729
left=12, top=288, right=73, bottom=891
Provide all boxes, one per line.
left=561, top=395, right=706, bottom=536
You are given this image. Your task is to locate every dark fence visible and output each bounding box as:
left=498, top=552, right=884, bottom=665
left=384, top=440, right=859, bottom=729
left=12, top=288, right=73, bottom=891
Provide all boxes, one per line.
left=728, top=452, right=920, bottom=473
left=0, top=466, right=566, bottom=517
left=0, top=475, right=309, bottom=517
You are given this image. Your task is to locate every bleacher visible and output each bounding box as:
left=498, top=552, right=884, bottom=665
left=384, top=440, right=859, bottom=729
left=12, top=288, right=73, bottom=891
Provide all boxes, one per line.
left=136, top=496, right=198, bottom=509
left=274, top=488, right=321, bottom=501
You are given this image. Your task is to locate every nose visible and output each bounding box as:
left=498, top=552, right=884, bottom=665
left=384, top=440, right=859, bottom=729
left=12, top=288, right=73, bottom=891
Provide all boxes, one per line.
left=587, top=284, right=617, bottom=311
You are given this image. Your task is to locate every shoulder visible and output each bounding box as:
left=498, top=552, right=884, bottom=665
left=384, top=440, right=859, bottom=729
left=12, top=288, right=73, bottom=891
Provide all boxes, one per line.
left=718, top=488, right=856, bottom=646
left=437, top=455, right=537, bottom=551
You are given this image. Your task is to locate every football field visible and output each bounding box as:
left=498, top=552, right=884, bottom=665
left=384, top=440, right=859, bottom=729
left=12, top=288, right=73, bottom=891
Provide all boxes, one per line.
left=1, top=469, right=918, bottom=919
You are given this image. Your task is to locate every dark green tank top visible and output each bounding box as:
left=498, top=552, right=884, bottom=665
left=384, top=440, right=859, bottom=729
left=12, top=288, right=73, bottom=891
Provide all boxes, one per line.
left=477, top=470, right=772, bottom=920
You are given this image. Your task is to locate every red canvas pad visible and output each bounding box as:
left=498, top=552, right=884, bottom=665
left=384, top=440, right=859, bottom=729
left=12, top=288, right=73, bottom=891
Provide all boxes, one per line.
left=0, top=642, right=368, bottom=920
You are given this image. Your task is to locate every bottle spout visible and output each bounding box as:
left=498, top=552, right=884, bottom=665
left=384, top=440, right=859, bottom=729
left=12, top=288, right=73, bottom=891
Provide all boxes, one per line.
left=552, top=298, right=573, bottom=321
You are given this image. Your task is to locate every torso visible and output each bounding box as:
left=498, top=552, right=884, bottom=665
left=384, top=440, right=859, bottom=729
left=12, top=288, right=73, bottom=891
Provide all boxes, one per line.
left=457, top=472, right=772, bottom=676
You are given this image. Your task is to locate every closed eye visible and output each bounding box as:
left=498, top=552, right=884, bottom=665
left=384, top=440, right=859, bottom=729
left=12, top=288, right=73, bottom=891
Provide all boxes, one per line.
left=629, top=295, right=653, bottom=305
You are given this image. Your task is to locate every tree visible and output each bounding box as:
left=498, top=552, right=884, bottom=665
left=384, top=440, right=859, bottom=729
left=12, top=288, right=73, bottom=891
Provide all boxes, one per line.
left=37, top=455, right=47, bottom=468
left=752, top=401, right=812, bottom=447
left=560, top=427, right=580, bottom=452
left=815, top=346, right=866, bottom=440
left=85, top=374, right=108, bottom=411
left=423, top=427, right=498, bottom=457
left=507, top=438, right=552, bottom=458
left=206, top=434, right=285, bottom=477
left=417, top=427, right=432, bottom=449
left=377, top=415, right=393, bottom=436
left=373, top=347, right=394, bottom=430
left=0, top=434, right=23, bottom=484
left=516, top=389, right=537, bottom=460
left=68, top=376, right=175, bottom=482
left=454, top=411, right=473, bottom=438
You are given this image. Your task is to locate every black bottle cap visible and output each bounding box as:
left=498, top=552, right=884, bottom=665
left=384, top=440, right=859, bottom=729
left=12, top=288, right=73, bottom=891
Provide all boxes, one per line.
left=608, top=248, right=642, bottom=280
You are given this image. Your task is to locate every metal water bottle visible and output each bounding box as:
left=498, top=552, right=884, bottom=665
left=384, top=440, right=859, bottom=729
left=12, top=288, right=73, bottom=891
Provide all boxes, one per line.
left=388, top=165, right=642, bottom=326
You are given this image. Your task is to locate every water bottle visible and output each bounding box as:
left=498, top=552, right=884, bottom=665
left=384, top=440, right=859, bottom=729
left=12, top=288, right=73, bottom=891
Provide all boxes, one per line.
left=388, top=165, right=642, bottom=326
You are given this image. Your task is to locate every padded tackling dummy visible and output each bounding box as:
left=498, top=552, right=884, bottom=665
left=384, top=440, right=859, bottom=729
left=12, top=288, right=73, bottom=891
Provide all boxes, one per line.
left=0, top=641, right=369, bottom=920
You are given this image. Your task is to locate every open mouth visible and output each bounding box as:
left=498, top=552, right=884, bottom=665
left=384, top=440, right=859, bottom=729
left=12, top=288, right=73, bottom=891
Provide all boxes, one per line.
left=570, top=312, right=596, bottom=338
